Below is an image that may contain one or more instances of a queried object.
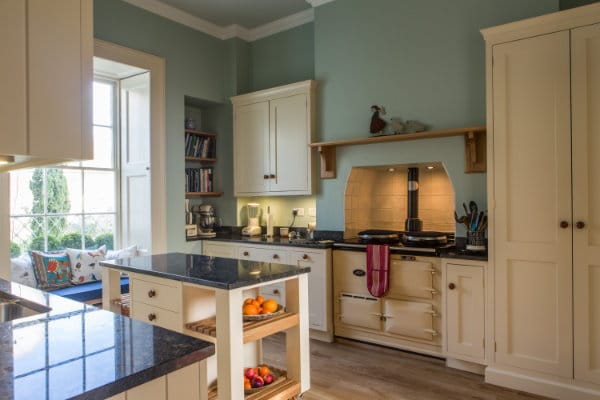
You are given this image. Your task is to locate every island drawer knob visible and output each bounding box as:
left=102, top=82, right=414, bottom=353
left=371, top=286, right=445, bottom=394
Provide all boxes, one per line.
left=148, top=289, right=156, bottom=298
left=243, top=251, right=249, bottom=256
left=302, top=254, right=309, bottom=260
left=576, top=221, right=586, bottom=229
left=273, top=254, right=279, bottom=259
left=273, top=289, right=280, bottom=295
left=148, top=313, right=156, bottom=321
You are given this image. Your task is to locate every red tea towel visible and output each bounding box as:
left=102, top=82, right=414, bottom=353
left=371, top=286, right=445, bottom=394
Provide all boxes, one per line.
left=366, top=244, right=390, bottom=298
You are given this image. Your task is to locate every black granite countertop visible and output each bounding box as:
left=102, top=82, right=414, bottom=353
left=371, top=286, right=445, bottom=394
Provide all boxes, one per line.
left=187, top=233, right=336, bottom=249
left=0, top=278, right=214, bottom=400
left=101, top=253, right=311, bottom=289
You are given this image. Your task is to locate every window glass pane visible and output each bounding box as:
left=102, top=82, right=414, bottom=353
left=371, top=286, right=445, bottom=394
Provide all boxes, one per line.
left=85, top=214, right=116, bottom=250
left=10, top=217, right=40, bottom=255
left=82, top=126, right=114, bottom=169
left=10, top=169, right=36, bottom=215
left=93, top=81, right=113, bottom=126
left=84, top=171, right=115, bottom=213
left=52, top=215, right=84, bottom=250
left=44, top=169, right=74, bottom=215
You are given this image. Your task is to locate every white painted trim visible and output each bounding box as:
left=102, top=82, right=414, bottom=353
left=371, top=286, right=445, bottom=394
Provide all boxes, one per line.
left=305, top=0, right=336, bottom=7
left=121, top=0, right=315, bottom=42
left=94, top=39, right=167, bottom=254
left=0, top=173, right=10, bottom=280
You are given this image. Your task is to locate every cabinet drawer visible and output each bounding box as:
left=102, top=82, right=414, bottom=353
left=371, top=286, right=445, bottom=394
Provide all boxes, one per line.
left=338, top=293, right=381, bottom=330
left=289, top=250, right=325, bottom=266
left=383, top=299, right=437, bottom=341
left=203, top=242, right=237, bottom=258
left=131, top=301, right=182, bottom=332
left=238, top=247, right=288, bottom=264
left=131, top=277, right=182, bottom=312
left=388, top=260, right=437, bottom=299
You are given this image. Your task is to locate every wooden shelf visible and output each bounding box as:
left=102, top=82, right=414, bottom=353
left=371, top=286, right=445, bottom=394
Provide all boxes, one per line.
left=185, top=192, right=223, bottom=197
left=185, top=157, right=216, bottom=162
left=185, top=311, right=299, bottom=344
left=186, top=129, right=217, bottom=137
left=208, top=377, right=300, bottom=400
left=309, top=126, right=486, bottom=178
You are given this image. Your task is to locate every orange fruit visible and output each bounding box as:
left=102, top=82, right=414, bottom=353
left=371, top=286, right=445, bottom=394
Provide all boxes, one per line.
left=244, top=381, right=252, bottom=390
left=243, top=304, right=259, bottom=315
left=262, top=299, right=278, bottom=313
left=256, top=295, right=265, bottom=305
left=258, top=365, right=270, bottom=377
left=244, top=298, right=255, bottom=305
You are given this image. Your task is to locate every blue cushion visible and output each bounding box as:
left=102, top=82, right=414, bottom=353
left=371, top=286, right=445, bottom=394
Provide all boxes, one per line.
left=50, top=277, right=129, bottom=303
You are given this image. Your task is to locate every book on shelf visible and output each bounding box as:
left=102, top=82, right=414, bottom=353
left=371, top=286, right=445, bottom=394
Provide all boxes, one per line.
left=185, top=167, right=214, bottom=193
left=185, top=133, right=214, bottom=159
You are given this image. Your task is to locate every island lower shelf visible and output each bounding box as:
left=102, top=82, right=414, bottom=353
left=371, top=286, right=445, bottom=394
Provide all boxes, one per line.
left=208, top=377, right=300, bottom=400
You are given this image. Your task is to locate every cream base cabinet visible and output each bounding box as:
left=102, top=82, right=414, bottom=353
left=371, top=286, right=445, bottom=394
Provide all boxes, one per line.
left=483, top=4, right=600, bottom=398
left=0, top=0, right=93, bottom=170
left=443, top=260, right=485, bottom=364
left=231, top=80, right=316, bottom=196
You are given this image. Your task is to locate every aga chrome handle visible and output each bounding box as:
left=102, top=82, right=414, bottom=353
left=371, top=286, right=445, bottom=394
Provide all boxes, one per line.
left=560, top=220, right=569, bottom=229
left=427, top=288, right=438, bottom=295
left=576, top=221, right=586, bottom=229
left=148, top=289, right=156, bottom=298
left=423, top=328, right=439, bottom=336
left=148, top=313, right=156, bottom=322
left=424, top=310, right=439, bottom=317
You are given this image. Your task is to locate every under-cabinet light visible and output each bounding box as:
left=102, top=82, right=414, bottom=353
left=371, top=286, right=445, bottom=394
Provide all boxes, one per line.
left=0, top=155, right=15, bottom=165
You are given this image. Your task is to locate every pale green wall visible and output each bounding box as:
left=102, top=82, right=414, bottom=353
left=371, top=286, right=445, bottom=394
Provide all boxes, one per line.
left=94, top=0, right=236, bottom=253
left=249, top=23, right=315, bottom=92
left=313, top=0, right=558, bottom=235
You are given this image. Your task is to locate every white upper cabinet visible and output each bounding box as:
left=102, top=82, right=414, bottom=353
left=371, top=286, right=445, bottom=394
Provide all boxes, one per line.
left=0, top=0, right=93, bottom=171
left=231, top=80, right=316, bottom=196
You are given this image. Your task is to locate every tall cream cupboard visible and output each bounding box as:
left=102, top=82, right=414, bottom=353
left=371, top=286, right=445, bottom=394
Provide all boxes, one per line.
left=0, top=0, right=93, bottom=171
left=231, top=80, right=316, bottom=196
left=482, top=4, right=600, bottom=399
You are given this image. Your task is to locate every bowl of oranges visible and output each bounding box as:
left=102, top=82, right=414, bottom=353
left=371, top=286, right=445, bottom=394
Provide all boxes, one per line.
left=244, top=364, right=283, bottom=393
left=242, top=295, right=283, bottom=321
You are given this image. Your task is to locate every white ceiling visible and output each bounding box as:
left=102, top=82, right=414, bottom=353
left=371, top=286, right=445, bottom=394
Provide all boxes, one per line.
left=122, top=0, right=334, bottom=41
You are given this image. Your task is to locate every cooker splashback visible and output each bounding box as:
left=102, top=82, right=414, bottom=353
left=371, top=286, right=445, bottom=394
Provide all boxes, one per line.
left=344, top=162, right=455, bottom=238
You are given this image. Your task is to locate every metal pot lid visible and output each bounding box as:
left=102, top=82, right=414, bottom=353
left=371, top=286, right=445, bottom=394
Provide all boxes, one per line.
left=403, top=231, right=448, bottom=242
left=358, top=230, right=401, bottom=239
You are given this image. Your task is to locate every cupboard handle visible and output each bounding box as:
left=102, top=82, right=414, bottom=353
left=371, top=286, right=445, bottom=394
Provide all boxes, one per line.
left=302, top=254, right=309, bottom=260
left=243, top=251, right=249, bottom=256
left=272, top=254, right=279, bottom=259
left=148, top=313, right=156, bottom=321
left=576, top=221, right=586, bottom=229
left=269, top=174, right=276, bottom=179
left=148, top=289, right=156, bottom=298
left=263, top=174, right=269, bottom=179
left=448, top=283, right=456, bottom=290
left=560, top=221, right=569, bottom=229
left=273, top=289, right=280, bottom=295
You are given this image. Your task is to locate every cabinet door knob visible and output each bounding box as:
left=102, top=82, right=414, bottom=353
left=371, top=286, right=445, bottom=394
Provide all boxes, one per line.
left=273, top=289, right=280, bottom=295
left=448, top=283, right=456, bottom=290
left=148, top=289, right=156, bottom=298
left=560, top=221, right=569, bottom=229
left=269, top=174, right=276, bottom=179
left=576, top=221, right=586, bottom=229
left=272, top=254, right=279, bottom=259
left=243, top=251, right=249, bottom=256
left=148, top=313, right=156, bottom=321
left=263, top=174, right=269, bottom=179
left=302, top=254, right=309, bottom=260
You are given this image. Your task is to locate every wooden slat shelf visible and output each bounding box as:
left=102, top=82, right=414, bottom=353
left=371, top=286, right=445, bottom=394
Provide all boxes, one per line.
left=185, top=311, right=299, bottom=344
left=185, top=191, right=223, bottom=197
left=308, top=126, right=486, bottom=178
left=208, top=377, right=300, bottom=400
left=186, top=129, right=217, bottom=137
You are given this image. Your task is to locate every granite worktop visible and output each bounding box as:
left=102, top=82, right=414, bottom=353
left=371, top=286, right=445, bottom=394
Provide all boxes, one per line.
left=0, top=278, right=214, bottom=400
left=101, top=252, right=311, bottom=289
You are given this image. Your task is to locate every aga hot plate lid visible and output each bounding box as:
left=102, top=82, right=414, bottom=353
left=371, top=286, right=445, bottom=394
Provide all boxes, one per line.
left=358, top=230, right=401, bottom=240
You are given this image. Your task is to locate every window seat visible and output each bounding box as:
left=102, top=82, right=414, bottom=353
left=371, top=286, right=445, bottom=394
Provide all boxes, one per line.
left=47, top=276, right=129, bottom=305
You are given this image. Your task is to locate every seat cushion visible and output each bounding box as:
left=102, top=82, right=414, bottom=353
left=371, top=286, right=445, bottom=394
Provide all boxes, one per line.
left=50, top=276, right=129, bottom=303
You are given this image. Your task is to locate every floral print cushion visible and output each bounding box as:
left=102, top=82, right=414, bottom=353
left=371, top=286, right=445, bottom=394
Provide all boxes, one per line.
left=31, top=251, right=73, bottom=289
left=67, top=245, right=107, bottom=284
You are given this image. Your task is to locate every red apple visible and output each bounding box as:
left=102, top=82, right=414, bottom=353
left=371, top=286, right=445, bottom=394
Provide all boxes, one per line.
left=244, top=367, right=256, bottom=379
left=251, top=376, right=264, bottom=388
left=263, top=373, right=274, bottom=385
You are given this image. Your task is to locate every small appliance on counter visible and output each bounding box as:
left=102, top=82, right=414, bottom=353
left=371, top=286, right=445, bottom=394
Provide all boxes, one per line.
left=242, top=203, right=262, bottom=236
left=194, top=203, right=217, bottom=238
left=185, top=199, right=197, bottom=238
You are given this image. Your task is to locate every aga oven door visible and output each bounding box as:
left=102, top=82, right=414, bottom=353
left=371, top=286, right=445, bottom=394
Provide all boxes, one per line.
left=383, top=299, right=438, bottom=341
left=388, top=257, right=438, bottom=299
left=338, top=293, right=382, bottom=330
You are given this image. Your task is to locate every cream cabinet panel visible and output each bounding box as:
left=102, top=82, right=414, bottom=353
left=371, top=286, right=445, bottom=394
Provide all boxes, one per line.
left=233, top=101, right=270, bottom=194
left=572, top=22, right=600, bottom=385
left=127, top=376, right=166, bottom=400
left=445, top=263, right=484, bottom=362
left=0, top=0, right=93, bottom=169
left=232, top=80, right=315, bottom=196
left=492, top=31, right=573, bottom=378
left=202, top=241, right=237, bottom=258
left=269, top=93, right=310, bottom=193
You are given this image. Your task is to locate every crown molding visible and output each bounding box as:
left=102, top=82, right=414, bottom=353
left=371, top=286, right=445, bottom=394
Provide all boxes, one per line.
left=122, top=0, right=316, bottom=42
left=305, top=0, right=336, bottom=7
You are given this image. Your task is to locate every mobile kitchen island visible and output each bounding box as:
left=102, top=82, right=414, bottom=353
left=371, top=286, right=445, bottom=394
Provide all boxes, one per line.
left=101, top=253, right=311, bottom=400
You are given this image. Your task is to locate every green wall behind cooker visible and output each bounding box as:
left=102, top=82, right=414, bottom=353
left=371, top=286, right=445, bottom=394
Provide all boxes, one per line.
left=312, top=0, right=558, bottom=234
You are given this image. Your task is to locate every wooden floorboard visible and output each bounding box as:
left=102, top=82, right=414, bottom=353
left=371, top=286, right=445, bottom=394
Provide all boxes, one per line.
left=262, top=334, right=550, bottom=400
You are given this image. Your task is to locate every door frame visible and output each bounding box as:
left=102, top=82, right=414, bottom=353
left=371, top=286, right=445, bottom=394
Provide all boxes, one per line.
left=94, top=39, right=167, bottom=254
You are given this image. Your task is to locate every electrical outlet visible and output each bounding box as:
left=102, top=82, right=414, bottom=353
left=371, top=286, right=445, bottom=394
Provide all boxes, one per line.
left=293, top=208, right=305, bottom=217
left=308, top=208, right=316, bottom=217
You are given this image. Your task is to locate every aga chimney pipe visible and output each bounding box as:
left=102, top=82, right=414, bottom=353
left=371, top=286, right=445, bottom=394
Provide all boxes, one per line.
left=405, top=167, right=423, bottom=232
